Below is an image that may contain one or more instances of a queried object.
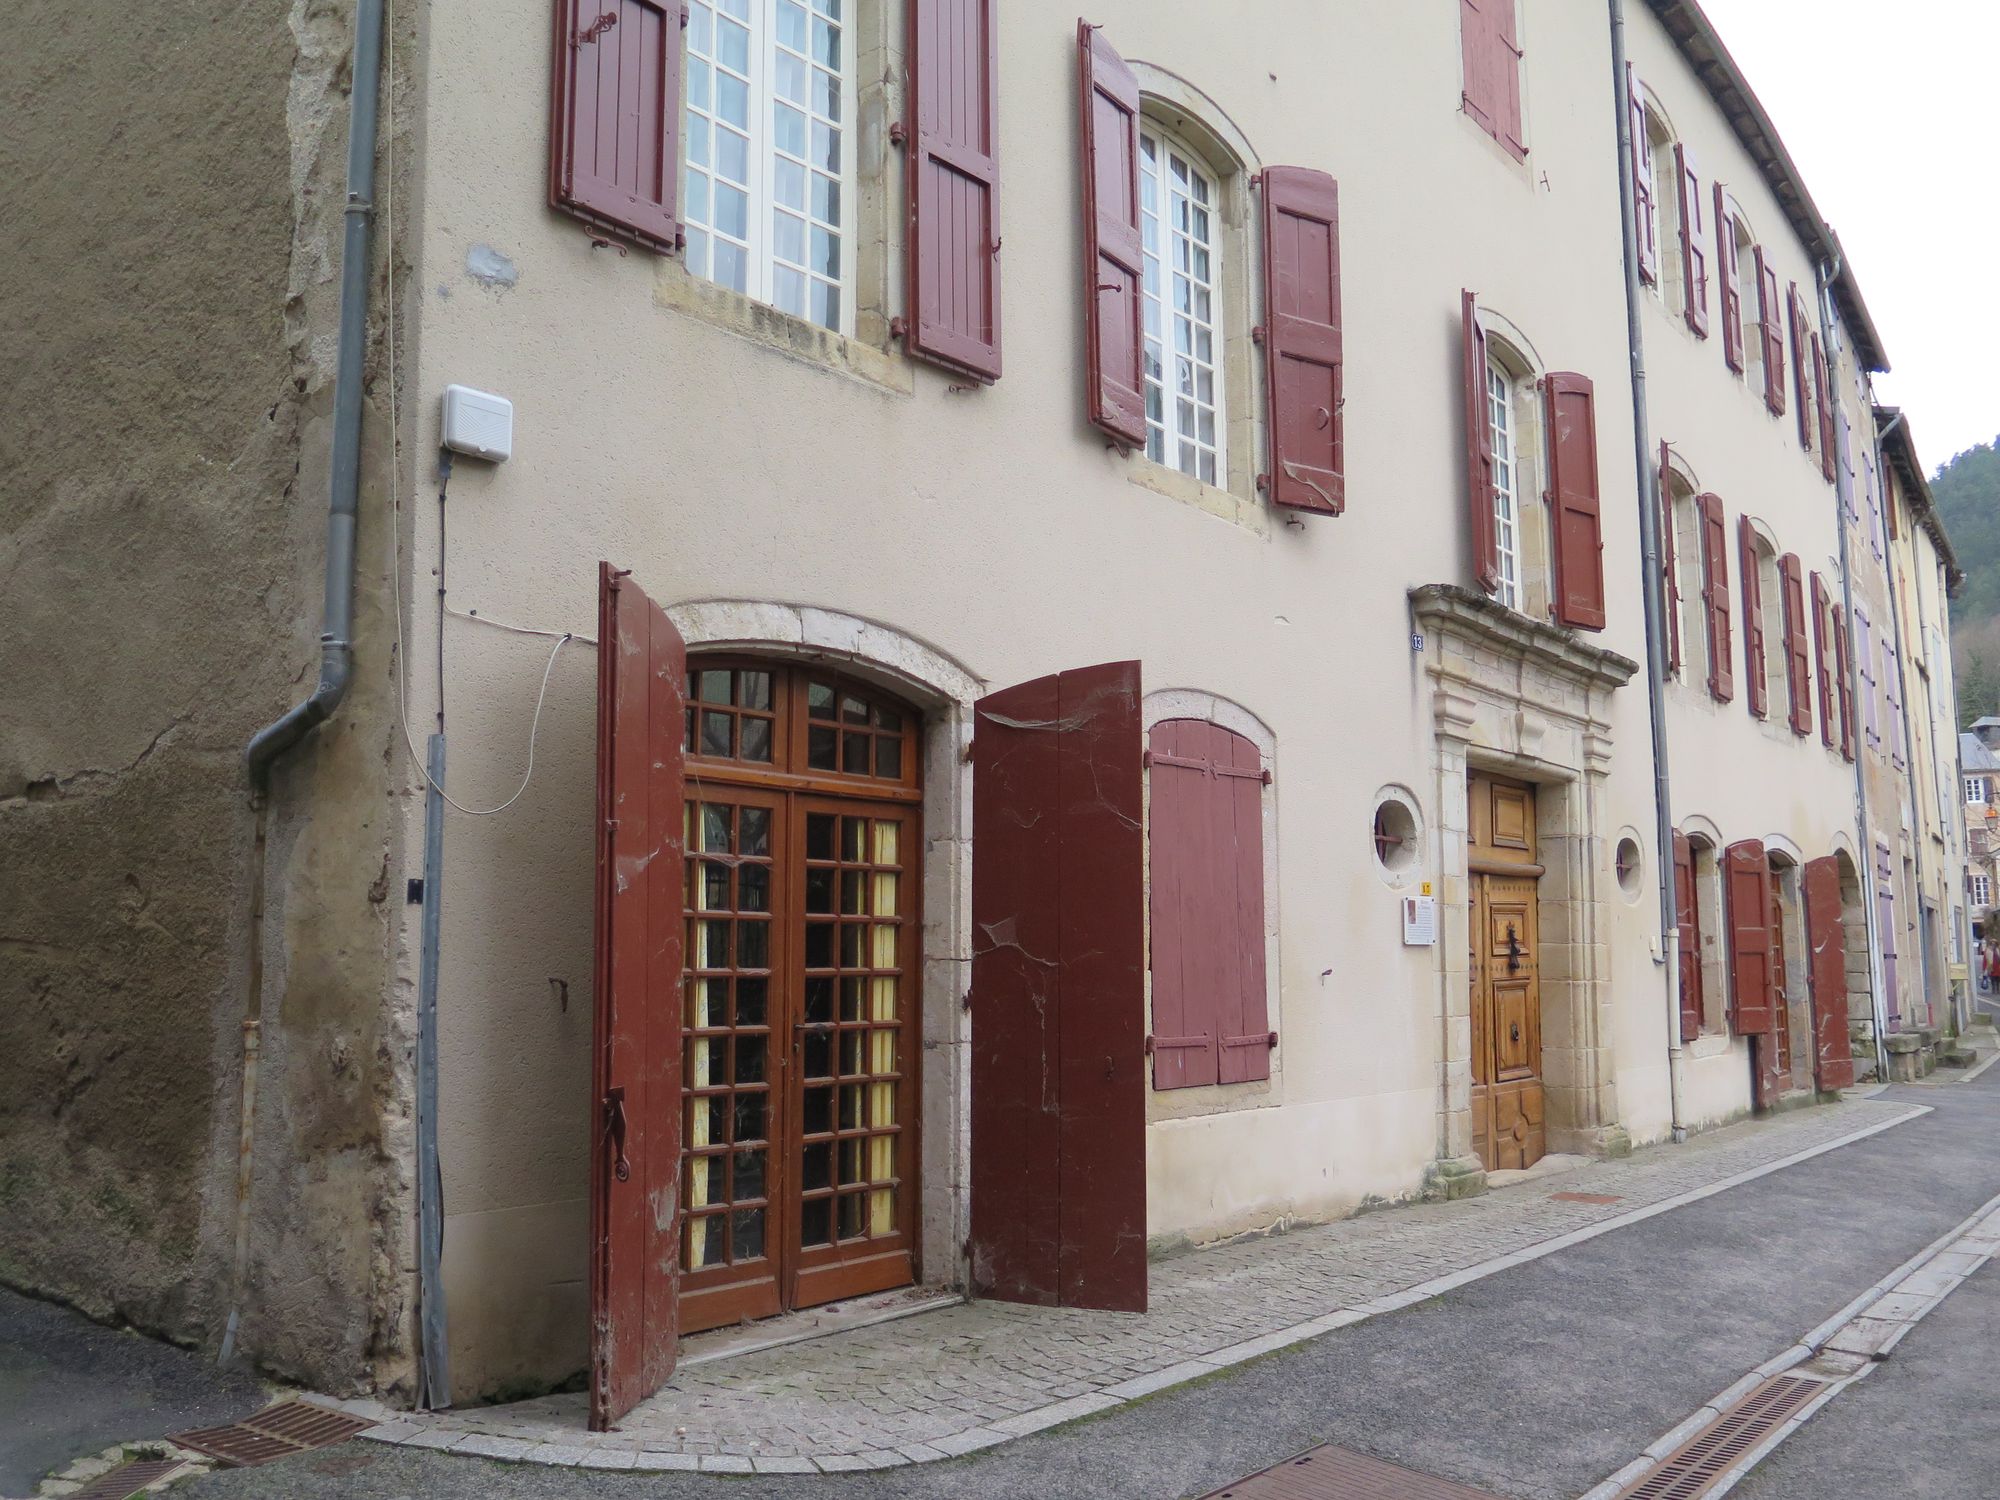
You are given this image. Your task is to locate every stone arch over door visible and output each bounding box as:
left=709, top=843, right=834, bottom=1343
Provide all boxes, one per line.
left=668, top=602, right=981, bottom=1288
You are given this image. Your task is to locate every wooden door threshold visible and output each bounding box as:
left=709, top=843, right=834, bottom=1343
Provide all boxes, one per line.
left=677, top=1285, right=962, bottom=1369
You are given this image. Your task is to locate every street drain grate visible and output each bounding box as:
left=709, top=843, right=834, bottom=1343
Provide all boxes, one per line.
left=1616, top=1375, right=1825, bottom=1499
left=171, top=1400, right=376, bottom=1467
left=71, top=1460, right=186, bottom=1500
left=1550, top=1191, right=1624, bottom=1204
left=1198, top=1443, right=1506, bottom=1499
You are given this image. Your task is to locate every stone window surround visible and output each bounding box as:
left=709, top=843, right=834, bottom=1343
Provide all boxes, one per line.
left=1141, top=689, right=1283, bottom=1123
left=1409, top=584, right=1639, bottom=1199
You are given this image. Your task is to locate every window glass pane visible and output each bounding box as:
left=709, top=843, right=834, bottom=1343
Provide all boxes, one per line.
left=1138, top=127, right=1223, bottom=483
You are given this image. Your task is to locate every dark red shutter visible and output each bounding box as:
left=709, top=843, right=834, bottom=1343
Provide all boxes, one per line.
left=1738, top=514, right=1767, bottom=718
left=1460, top=0, right=1525, bottom=158
left=1629, top=65, right=1657, bottom=285
left=1699, top=493, right=1733, bottom=702
left=1546, top=373, right=1606, bottom=630
left=1463, top=292, right=1500, bottom=593
left=970, top=660, right=1146, bottom=1313
left=1660, top=443, right=1681, bottom=676
left=1675, top=144, right=1708, bottom=337
left=1725, top=839, right=1775, bottom=1036
left=1804, top=855, right=1854, bottom=1090
left=1147, top=721, right=1271, bottom=1089
left=1673, top=832, right=1702, bottom=1043
left=550, top=0, right=685, bottom=254
left=1811, top=571, right=1835, bottom=749
left=1813, top=336, right=1836, bottom=482
left=1756, top=248, right=1786, bottom=416
left=590, top=561, right=686, bottom=1430
left=1078, top=22, right=1146, bottom=448
left=1260, top=167, right=1344, bottom=514
left=1715, top=186, right=1744, bottom=373
left=1780, top=554, right=1811, bottom=737
left=906, top=0, right=1001, bottom=380
left=1789, top=283, right=1813, bottom=451
left=1833, top=604, right=1856, bottom=761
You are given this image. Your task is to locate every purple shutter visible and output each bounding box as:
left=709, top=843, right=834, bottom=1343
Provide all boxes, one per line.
left=1877, top=843, right=1900, bottom=1027
left=1674, top=832, right=1702, bottom=1042
left=1078, top=21, right=1146, bottom=447
left=1811, top=572, right=1835, bottom=749
left=1259, top=167, right=1345, bottom=514
left=550, top=0, right=685, bottom=254
left=906, top=0, right=1001, bottom=380
left=1856, top=609, right=1877, bottom=747
left=1546, top=373, right=1606, bottom=630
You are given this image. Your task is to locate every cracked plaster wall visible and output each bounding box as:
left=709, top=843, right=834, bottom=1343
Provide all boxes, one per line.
left=0, top=0, right=420, bottom=1397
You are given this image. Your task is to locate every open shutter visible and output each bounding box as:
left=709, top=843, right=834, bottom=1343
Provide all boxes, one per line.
left=1675, top=144, right=1708, bottom=337
left=1546, top=373, right=1606, bottom=630
left=1738, top=514, right=1766, bottom=718
left=1715, top=186, right=1744, bottom=372
left=1491, top=0, right=1526, bottom=157
left=970, top=660, right=1145, bottom=1312
left=1660, top=444, right=1681, bottom=676
left=1813, top=336, right=1836, bottom=482
left=550, top=0, right=685, bottom=254
left=1463, top=293, right=1500, bottom=592
left=1780, top=553, right=1811, bottom=737
left=1755, top=249, right=1786, bottom=416
left=1833, top=604, right=1855, bottom=761
left=906, top=0, right=1001, bottom=380
left=1078, top=22, right=1145, bottom=448
left=1259, top=167, right=1344, bottom=514
left=1459, top=0, right=1494, bottom=137
left=1725, top=839, right=1776, bottom=1036
left=1629, top=66, right=1657, bottom=285
left=1811, top=572, right=1835, bottom=748
left=1699, top=493, right=1733, bottom=702
left=1804, top=856, right=1853, bottom=1091
left=589, top=562, right=687, bottom=1430
left=1789, top=284, right=1813, bottom=452
left=1885, top=640, right=1905, bottom=767
left=1855, top=611, right=1877, bottom=748
left=1673, top=832, right=1702, bottom=1043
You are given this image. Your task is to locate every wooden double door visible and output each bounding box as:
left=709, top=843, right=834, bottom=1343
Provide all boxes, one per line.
left=677, top=658, right=922, bottom=1334
left=1468, top=772, right=1545, bottom=1171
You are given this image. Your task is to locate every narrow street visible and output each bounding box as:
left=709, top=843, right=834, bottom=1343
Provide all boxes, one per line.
left=11, top=1064, right=1998, bottom=1500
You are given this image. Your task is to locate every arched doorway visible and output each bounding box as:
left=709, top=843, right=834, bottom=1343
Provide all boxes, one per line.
left=678, top=656, right=922, bottom=1332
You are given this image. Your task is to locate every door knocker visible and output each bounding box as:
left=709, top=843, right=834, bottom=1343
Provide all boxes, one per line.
left=1505, top=923, right=1523, bottom=975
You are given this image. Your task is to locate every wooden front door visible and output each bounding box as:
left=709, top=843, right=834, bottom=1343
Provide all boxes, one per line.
left=1469, top=773, right=1545, bottom=1172
left=1766, top=875, right=1794, bottom=1094
left=678, top=659, right=921, bottom=1335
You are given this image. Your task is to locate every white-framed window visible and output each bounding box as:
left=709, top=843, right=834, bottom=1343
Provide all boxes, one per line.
left=1486, top=357, right=1522, bottom=610
left=1973, top=874, right=1992, bottom=908
left=682, top=0, right=855, bottom=334
left=1969, top=777, right=1988, bottom=806
left=1139, top=125, right=1224, bottom=484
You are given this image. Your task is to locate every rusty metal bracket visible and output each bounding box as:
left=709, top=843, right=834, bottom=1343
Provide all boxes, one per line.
left=573, top=11, right=619, bottom=46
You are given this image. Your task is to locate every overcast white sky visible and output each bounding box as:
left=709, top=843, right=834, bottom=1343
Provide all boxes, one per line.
left=1696, top=0, right=1998, bottom=472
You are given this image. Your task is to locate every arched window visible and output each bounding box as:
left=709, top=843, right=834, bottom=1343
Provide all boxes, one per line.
left=1665, top=466, right=1704, bottom=685
left=1140, top=122, right=1227, bottom=484
left=1481, top=333, right=1549, bottom=617
left=1640, top=101, right=1680, bottom=314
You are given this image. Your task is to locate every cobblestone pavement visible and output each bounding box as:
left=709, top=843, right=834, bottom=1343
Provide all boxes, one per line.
left=357, top=1096, right=1918, bottom=1473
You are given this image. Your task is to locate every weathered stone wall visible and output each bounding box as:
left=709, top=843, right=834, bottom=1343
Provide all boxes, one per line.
left=0, top=0, right=415, bottom=1396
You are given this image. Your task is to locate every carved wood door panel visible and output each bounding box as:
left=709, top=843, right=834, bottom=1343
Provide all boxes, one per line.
left=1468, top=773, right=1545, bottom=1173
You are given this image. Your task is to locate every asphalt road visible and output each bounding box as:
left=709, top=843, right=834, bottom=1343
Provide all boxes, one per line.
left=11, top=1070, right=1999, bottom=1499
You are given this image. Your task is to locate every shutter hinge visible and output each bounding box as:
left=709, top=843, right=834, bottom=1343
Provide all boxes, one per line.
left=962, top=988, right=973, bottom=1012
left=1256, top=474, right=1272, bottom=494
left=1141, top=749, right=1152, bottom=768
left=1267, top=1031, right=1279, bottom=1048
left=888, top=121, right=908, bottom=147
left=962, top=738, right=974, bottom=763
left=572, top=11, right=619, bottom=47
left=1249, top=171, right=1263, bottom=189
left=681, top=3, right=690, bottom=27
left=1251, top=324, right=1265, bottom=346
left=1143, top=1034, right=1155, bottom=1056
left=1261, top=768, right=1273, bottom=785
left=890, top=316, right=909, bottom=341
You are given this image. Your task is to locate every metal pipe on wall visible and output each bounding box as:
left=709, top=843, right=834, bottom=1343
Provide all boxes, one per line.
left=1609, top=0, right=1688, bottom=1141
left=416, top=733, right=451, bottom=1408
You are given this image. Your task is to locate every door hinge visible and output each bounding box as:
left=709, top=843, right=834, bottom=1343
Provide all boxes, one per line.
left=888, top=121, right=908, bottom=147
left=890, top=315, right=909, bottom=341
left=1142, top=1034, right=1155, bottom=1056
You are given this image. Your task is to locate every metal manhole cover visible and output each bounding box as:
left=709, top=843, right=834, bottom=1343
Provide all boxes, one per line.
left=171, top=1400, right=376, bottom=1468
left=1199, top=1443, right=1506, bottom=1499
left=1617, top=1375, right=1824, bottom=1499
left=71, top=1460, right=187, bottom=1500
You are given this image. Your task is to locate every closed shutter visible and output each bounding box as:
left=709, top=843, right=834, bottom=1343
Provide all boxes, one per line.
left=1738, top=514, right=1767, bottom=719
left=1811, top=572, right=1835, bottom=748
left=906, top=0, right=1001, bottom=380
left=970, top=660, right=1146, bottom=1312
left=1856, top=609, right=1876, bottom=747
left=1675, top=144, right=1708, bottom=336
left=1463, top=292, right=1500, bottom=592
left=1725, top=839, right=1776, bottom=1036
left=1789, top=283, right=1813, bottom=452
left=1813, top=335, right=1836, bottom=482
left=1833, top=604, right=1855, bottom=761
left=1804, top=855, right=1854, bottom=1091
left=1077, top=22, right=1145, bottom=447
left=1885, top=639, right=1905, bottom=768
left=1259, top=167, right=1344, bottom=515
left=1660, top=443, right=1681, bottom=676
left=1674, top=832, right=1702, bottom=1043
left=1147, top=721, right=1271, bottom=1089
left=590, top=562, right=688, bottom=1429
left=1755, top=248, right=1786, bottom=416
left=1715, top=186, right=1744, bottom=372
left=1699, top=493, right=1733, bottom=702
left=1780, top=553, right=1812, bottom=737
left=1877, top=843, right=1900, bottom=1026
left=1546, top=372, right=1606, bottom=630
left=550, top=0, right=686, bottom=254
left=1630, top=66, right=1658, bottom=285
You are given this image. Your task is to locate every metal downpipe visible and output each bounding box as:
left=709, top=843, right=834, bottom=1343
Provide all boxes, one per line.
left=1609, top=0, right=1687, bottom=1140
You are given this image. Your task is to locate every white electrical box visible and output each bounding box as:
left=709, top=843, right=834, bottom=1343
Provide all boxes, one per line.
left=442, top=385, right=513, bottom=461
